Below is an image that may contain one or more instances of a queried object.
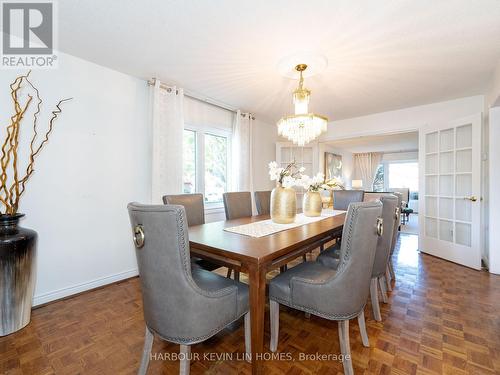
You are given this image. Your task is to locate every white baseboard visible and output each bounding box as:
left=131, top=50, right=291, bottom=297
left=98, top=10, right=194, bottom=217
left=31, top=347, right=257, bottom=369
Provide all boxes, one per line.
left=33, top=268, right=138, bottom=307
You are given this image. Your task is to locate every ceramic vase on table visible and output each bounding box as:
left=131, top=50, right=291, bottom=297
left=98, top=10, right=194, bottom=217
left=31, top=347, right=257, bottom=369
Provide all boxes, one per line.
left=0, top=214, right=37, bottom=336
left=271, top=184, right=296, bottom=224
left=303, top=191, right=322, bottom=217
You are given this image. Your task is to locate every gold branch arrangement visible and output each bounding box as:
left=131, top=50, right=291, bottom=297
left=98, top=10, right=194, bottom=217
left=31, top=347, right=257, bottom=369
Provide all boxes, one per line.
left=1, top=71, right=72, bottom=215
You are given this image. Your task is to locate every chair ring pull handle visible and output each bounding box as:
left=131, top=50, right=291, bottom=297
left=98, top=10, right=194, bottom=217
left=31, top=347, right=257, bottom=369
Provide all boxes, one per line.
left=377, top=218, right=384, bottom=237
left=133, top=225, right=145, bottom=248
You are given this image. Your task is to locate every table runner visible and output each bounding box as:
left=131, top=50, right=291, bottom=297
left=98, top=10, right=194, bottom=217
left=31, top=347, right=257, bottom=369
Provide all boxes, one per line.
left=224, top=209, right=346, bottom=238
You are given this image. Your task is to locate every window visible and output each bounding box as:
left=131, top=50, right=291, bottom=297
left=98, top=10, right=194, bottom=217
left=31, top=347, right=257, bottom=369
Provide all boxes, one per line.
left=387, top=162, right=418, bottom=192
left=182, top=128, right=230, bottom=207
left=204, top=133, right=228, bottom=204
left=372, top=164, right=385, bottom=191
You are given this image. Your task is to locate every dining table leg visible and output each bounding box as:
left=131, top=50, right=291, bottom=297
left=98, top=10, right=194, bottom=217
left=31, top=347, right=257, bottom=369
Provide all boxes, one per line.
left=248, top=263, right=266, bottom=375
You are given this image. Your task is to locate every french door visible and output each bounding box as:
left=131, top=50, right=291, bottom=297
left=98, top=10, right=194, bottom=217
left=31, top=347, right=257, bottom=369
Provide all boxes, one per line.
left=418, top=114, right=482, bottom=269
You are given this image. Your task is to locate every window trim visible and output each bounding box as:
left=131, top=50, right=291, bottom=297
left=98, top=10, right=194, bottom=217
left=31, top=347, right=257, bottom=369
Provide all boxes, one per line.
left=183, top=124, right=232, bottom=210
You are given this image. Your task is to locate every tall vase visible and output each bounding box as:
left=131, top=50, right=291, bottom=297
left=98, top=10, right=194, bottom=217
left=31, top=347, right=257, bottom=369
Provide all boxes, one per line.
left=271, top=184, right=296, bottom=224
left=303, top=191, right=323, bottom=217
left=0, top=214, right=37, bottom=336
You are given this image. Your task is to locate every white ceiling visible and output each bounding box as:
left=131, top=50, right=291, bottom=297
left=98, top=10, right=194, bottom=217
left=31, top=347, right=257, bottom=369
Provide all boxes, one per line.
left=325, top=132, right=419, bottom=153
left=57, top=0, right=500, bottom=123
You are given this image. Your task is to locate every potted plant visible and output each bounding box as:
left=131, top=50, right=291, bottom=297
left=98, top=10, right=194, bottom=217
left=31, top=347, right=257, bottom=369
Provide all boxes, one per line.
left=268, top=161, right=303, bottom=223
left=298, top=172, right=326, bottom=217
left=0, top=72, right=71, bottom=336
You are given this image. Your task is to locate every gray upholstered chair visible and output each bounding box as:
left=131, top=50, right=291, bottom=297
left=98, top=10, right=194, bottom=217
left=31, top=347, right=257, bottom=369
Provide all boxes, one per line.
left=316, top=190, right=367, bottom=260
left=163, top=194, right=205, bottom=226
left=163, top=194, right=219, bottom=272
left=222, top=192, right=252, bottom=280
left=317, top=196, right=398, bottom=322
left=254, top=190, right=271, bottom=216
left=333, top=190, right=365, bottom=210
left=127, top=203, right=251, bottom=375
left=390, top=187, right=413, bottom=224
left=390, top=188, right=409, bottom=206
left=367, top=195, right=398, bottom=321
left=269, top=202, right=383, bottom=375
left=386, top=192, right=402, bottom=288
left=223, top=192, right=253, bottom=220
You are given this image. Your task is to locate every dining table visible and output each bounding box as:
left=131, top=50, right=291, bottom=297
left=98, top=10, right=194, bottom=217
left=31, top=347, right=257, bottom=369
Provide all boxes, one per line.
left=188, top=211, right=346, bottom=375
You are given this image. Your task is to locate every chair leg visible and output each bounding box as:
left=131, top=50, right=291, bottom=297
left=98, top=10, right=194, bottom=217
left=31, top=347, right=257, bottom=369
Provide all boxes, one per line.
left=244, top=312, right=251, bottom=363
left=280, top=265, right=287, bottom=273
left=179, top=345, right=190, bottom=375
left=388, top=261, right=396, bottom=281
left=357, top=310, right=369, bottom=347
left=226, top=268, right=232, bottom=278
left=385, top=266, right=392, bottom=292
left=138, top=326, right=154, bottom=375
left=320, top=244, right=324, bottom=253
left=269, top=300, right=279, bottom=352
left=302, top=254, right=307, bottom=262
left=378, top=276, right=388, bottom=304
left=370, top=277, right=382, bottom=321
left=234, top=271, right=240, bottom=282
left=338, top=320, right=354, bottom=375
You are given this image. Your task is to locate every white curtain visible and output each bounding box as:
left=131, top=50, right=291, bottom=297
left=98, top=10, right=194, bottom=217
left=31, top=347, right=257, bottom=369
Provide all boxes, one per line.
left=151, top=80, right=184, bottom=203
left=354, top=152, right=383, bottom=191
left=231, top=111, right=254, bottom=192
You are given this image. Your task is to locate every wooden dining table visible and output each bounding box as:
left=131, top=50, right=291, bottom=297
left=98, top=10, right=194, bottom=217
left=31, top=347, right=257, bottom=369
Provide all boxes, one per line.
left=188, top=212, right=346, bottom=375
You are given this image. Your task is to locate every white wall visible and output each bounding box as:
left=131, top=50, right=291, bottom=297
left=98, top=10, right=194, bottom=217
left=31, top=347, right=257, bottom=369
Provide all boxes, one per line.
left=321, top=96, right=484, bottom=141
left=487, top=59, right=500, bottom=273
left=482, top=108, right=490, bottom=266
left=0, top=53, right=150, bottom=306
left=488, top=60, right=500, bottom=107
left=382, top=151, right=418, bottom=163
left=488, top=107, right=500, bottom=274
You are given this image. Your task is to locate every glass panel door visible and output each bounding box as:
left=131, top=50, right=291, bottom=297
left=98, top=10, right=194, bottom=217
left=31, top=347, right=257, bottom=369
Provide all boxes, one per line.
left=424, top=124, right=475, bottom=245
left=424, top=131, right=438, bottom=239
left=419, top=114, right=481, bottom=270
left=454, top=124, right=473, bottom=247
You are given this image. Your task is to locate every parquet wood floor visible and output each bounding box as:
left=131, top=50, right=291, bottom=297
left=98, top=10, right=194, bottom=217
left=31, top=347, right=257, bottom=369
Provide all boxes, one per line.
left=1, top=234, right=500, bottom=374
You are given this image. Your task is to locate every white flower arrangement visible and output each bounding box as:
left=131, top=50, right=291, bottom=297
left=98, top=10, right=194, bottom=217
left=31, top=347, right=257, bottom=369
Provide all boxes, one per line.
left=298, top=172, right=325, bottom=192
left=268, top=160, right=304, bottom=188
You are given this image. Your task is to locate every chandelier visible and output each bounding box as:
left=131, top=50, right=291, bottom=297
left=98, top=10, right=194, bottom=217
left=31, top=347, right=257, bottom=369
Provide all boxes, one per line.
left=277, top=64, right=328, bottom=147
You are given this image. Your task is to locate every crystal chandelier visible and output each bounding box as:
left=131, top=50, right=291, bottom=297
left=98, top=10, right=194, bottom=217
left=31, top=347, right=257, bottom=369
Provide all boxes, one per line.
left=277, top=64, right=328, bottom=147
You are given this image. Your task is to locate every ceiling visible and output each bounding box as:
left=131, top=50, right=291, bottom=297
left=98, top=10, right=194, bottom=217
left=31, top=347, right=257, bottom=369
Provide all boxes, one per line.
left=325, top=132, right=419, bottom=153
left=56, top=0, right=500, bottom=123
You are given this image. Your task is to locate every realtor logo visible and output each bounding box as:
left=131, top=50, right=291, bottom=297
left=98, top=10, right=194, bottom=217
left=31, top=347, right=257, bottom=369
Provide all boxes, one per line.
left=1, top=1, right=57, bottom=68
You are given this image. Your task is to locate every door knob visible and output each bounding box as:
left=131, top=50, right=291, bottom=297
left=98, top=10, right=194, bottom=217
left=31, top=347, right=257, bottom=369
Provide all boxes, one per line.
left=464, top=196, right=477, bottom=202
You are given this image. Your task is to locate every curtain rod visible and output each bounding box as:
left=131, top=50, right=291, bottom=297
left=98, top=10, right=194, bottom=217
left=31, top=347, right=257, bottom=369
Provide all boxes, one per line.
left=147, top=79, right=255, bottom=119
